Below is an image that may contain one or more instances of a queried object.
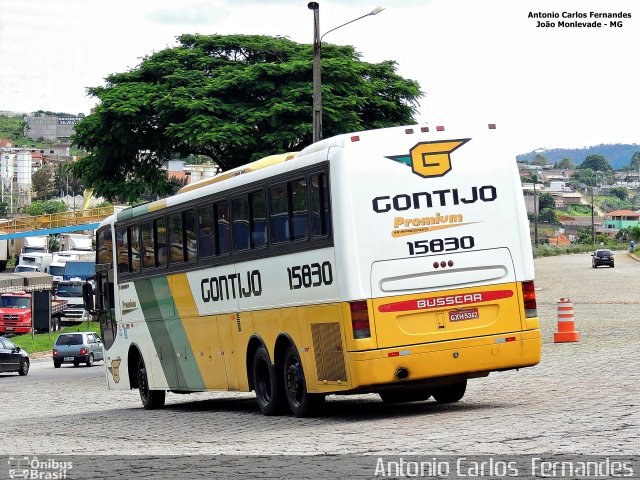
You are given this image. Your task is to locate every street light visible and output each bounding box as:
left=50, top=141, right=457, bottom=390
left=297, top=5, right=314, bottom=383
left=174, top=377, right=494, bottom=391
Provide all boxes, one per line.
left=527, top=147, right=545, bottom=245
left=591, top=170, right=603, bottom=246
left=308, top=2, right=385, bottom=143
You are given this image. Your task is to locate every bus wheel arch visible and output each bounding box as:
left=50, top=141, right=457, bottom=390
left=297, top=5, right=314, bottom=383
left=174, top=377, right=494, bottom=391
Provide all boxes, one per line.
left=246, top=336, right=267, bottom=392
left=127, top=345, right=142, bottom=389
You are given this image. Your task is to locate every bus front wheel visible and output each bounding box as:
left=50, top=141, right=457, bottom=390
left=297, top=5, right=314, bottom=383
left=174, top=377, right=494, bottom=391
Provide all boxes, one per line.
left=432, top=379, right=467, bottom=403
left=253, top=346, right=287, bottom=416
left=137, top=357, right=166, bottom=410
left=283, top=345, right=324, bottom=417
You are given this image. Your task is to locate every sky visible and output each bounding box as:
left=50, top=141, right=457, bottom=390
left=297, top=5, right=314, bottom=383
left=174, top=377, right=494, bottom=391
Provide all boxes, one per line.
left=0, top=0, right=638, bottom=155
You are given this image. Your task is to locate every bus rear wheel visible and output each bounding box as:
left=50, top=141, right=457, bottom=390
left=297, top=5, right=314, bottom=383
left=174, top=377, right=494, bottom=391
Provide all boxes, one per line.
left=253, top=346, right=287, bottom=416
left=137, top=357, right=166, bottom=410
left=432, top=379, right=467, bottom=403
left=283, top=345, right=324, bottom=417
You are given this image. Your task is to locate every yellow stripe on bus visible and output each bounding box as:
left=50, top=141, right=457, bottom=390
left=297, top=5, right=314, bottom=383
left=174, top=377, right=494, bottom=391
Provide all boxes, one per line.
left=169, top=273, right=229, bottom=390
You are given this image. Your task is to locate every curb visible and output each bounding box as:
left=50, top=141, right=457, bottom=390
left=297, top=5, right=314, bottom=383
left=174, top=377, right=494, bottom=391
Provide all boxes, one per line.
left=628, top=252, right=640, bottom=262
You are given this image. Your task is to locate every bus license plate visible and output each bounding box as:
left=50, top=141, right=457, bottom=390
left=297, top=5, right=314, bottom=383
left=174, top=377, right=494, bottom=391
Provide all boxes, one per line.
left=449, top=308, right=479, bottom=322
left=64, top=357, right=74, bottom=361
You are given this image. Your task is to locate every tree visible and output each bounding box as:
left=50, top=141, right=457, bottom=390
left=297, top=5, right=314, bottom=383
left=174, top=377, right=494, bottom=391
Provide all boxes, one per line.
left=70, top=34, right=422, bottom=202
left=555, top=158, right=575, bottom=169
left=531, top=154, right=548, bottom=166
left=630, top=151, right=640, bottom=170
left=54, top=163, right=84, bottom=197
left=538, top=192, right=555, bottom=210
left=32, top=166, right=57, bottom=200
left=609, top=186, right=629, bottom=201
left=538, top=208, right=557, bottom=223
left=26, top=200, right=68, bottom=216
left=577, top=154, right=612, bottom=172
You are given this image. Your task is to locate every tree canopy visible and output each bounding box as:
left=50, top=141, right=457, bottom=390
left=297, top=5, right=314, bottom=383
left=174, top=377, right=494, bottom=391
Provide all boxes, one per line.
left=577, top=154, right=612, bottom=172
left=555, top=158, right=575, bottom=169
left=629, top=151, right=640, bottom=170
left=70, top=34, right=423, bottom=201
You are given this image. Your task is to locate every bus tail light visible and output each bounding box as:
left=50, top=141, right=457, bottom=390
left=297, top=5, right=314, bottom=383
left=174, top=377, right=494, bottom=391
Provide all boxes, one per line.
left=350, top=301, right=371, bottom=339
left=522, top=281, right=537, bottom=318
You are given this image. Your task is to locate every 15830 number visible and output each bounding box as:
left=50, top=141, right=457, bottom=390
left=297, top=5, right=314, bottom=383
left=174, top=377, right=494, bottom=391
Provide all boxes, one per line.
left=287, top=262, right=333, bottom=289
left=406, top=236, right=475, bottom=256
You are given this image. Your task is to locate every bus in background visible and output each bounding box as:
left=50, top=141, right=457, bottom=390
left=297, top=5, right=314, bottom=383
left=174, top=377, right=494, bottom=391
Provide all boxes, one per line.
left=89, top=123, right=541, bottom=416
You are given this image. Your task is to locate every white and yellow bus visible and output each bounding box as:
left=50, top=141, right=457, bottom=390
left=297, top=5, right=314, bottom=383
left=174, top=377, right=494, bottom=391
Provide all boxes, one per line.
left=91, top=123, right=541, bottom=417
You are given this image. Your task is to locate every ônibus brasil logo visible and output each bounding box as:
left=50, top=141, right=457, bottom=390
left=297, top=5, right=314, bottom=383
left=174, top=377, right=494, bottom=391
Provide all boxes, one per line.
left=385, top=139, right=471, bottom=178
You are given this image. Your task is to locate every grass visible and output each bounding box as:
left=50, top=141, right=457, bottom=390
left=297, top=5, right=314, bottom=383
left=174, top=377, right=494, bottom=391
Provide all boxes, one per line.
left=10, top=321, right=101, bottom=354
left=565, top=204, right=593, bottom=216
left=533, top=242, right=629, bottom=258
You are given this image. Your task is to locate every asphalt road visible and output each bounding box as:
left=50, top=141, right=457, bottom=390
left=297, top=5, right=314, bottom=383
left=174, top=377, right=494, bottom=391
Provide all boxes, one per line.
left=0, top=251, right=638, bottom=477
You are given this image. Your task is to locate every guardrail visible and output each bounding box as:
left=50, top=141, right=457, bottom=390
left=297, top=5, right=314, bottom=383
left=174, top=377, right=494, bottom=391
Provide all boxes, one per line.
left=0, top=206, right=115, bottom=233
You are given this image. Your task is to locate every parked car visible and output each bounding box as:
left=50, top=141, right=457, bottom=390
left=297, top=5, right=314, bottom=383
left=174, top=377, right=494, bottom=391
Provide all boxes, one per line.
left=0, top=336, right=29, bottom=375
left=592, top=249, right=614, bottom=268
left=52, top=332, right=104, bottom=368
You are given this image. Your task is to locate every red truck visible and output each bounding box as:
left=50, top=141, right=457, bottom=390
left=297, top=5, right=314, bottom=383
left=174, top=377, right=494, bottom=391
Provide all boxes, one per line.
left=0, top=292, right=67, bottom=334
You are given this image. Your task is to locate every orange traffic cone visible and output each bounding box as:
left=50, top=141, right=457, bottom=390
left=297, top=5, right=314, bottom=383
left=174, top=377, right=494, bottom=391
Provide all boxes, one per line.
left=554, top=297, right=580, bottom=343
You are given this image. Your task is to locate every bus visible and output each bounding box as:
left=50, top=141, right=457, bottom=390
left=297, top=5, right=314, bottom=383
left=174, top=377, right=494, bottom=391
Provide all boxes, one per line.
left=90, top=123, right=541, bottom=417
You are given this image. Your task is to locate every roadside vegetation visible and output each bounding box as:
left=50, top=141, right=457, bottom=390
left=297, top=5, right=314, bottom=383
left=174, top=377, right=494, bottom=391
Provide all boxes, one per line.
left=10, top=321, right=100, bottom=354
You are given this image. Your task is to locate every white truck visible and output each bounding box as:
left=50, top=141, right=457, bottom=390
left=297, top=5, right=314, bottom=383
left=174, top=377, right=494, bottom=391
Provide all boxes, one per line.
left=60, top=234, right=93, bottom=252
left=15, top=252, right=53, bottom=273
left=54, top=280, right=91, bottom=324
left=21, top=236, right=49, bottom=253
left=49, top=252, right=94, bottom=290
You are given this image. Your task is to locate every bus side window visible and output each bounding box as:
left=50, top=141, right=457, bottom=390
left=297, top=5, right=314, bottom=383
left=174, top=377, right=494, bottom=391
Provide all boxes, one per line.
left=169, top=213, right=184, bottom=263
left=198, top=205, right=215, bottom=258
left=116, top=228, right=129, bottom=274
left=184, top=209, right=197, bottom=262
left=129, top=225, right=141, bottom=272
left=269, top=184, right=289, bottom=244
left=250, top=190, right=267, bottom=249
left=141, top=222, right=154, bottom=269
left=289, top=178, right=309, bottom=241
left=310, top=173, right=331, bottom=237
left=215, top=201, right=230, bottom=255
left=155, top=217, right=168, bottom=267
left=232, top=196, right=250, bottom=251
left=97, top=227, right=113, bottom=265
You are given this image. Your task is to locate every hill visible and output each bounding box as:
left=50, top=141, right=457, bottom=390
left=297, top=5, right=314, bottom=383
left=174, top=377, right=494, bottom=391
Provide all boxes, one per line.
left=517, top=144, right=640, bottom=170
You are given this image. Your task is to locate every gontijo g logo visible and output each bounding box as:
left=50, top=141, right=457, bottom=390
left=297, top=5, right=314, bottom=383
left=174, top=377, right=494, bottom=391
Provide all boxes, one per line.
left=385, top=139, right=471, bottom=178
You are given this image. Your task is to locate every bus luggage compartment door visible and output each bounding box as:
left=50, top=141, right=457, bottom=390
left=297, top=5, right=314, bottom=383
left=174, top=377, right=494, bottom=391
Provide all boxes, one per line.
left=370, top=248, right=522, bottom=349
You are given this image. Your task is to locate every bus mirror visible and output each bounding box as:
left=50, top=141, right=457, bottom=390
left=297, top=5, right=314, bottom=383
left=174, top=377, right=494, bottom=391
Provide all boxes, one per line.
left=83, top=282, right=95, bottom=311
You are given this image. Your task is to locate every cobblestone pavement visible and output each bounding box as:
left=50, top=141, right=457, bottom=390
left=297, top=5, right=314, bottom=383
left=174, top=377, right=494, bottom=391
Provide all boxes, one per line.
left=0, top=252, right=638, bottom=458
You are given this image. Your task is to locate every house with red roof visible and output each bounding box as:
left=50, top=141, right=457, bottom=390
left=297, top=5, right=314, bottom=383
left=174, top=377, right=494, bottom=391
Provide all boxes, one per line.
left=601, top=210, right=640, bottom=232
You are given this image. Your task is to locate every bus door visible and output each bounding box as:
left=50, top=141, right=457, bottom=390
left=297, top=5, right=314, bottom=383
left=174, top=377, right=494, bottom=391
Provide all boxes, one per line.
left=96, top=263, right=116, bottom=349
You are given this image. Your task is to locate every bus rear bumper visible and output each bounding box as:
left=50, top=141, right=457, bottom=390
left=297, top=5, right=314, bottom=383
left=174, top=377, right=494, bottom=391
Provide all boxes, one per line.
left=346, top=329, right=541, bottom=391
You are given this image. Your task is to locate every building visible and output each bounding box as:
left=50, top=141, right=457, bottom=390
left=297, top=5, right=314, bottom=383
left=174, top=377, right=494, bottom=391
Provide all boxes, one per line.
left=601, top=210, right=640, bottom=231
left=24, top=115, right=83, bottom=142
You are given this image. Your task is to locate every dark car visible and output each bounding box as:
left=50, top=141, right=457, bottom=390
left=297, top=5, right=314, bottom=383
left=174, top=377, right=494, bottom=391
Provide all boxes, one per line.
left=0, top=336, right=30, bottom=375
left=52, top=332, right=104, bottom=368
left=592, top=249, right=614, bottom=268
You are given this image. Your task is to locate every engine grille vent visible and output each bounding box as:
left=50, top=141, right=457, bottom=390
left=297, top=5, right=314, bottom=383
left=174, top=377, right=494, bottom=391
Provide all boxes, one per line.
left=311, top=322, right=347, bottom=382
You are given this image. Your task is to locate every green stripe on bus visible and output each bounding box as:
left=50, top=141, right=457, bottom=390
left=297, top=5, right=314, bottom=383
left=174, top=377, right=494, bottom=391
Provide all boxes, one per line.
left=136, top=277, right=204, bottom=391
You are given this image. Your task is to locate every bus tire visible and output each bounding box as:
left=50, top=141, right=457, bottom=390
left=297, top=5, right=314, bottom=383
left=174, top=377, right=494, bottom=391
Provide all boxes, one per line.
left=379, top=390, right=431, bottom=404
left=432, top=379, right=467, bottom=404
left=283, top=344, right=324, bottom=417
left=137, top=357, right=166, bottom=410
left=253, top=346, right=287, bottom=416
